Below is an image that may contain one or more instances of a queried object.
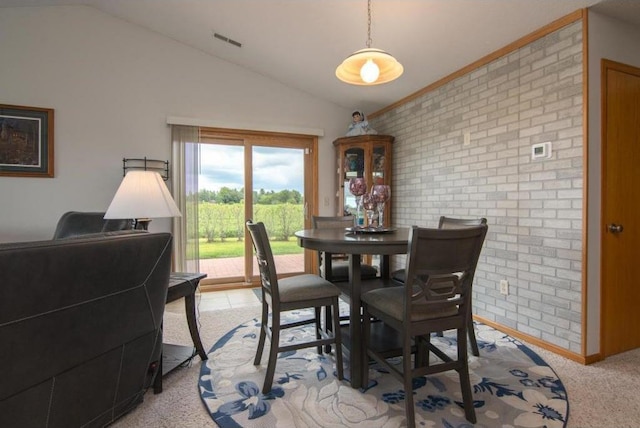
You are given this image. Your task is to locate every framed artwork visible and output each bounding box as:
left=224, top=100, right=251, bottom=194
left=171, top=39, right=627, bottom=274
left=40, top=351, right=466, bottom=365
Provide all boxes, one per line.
left=0, top=104, right=54, bottom=178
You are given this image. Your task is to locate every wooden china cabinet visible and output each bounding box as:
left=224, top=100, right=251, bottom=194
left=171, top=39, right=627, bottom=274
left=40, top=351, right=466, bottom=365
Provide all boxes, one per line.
left=333, top=134, right=394, bottom=225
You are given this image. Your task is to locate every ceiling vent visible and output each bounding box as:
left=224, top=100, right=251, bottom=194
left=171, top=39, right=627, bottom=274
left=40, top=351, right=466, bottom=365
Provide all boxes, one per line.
left=212, top=32, right=242, bottom=48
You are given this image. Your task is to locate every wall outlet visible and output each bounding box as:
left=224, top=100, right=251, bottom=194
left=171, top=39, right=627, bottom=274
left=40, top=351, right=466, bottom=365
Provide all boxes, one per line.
left=499, top=279, right=509, bottom=295
left=463, top=132, right=471, bottom=146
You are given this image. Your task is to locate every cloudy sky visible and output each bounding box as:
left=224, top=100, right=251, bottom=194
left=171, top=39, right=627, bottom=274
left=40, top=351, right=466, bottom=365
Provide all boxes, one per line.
left=198, top=144, right=304, bottom=193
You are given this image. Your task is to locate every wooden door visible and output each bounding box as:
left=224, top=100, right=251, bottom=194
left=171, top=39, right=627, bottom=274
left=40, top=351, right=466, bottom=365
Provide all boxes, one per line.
left=601, top=59, right=640, bottom=357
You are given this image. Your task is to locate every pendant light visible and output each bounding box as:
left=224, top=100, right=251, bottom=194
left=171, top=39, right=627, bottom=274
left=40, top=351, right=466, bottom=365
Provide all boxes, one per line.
left=335, top=0, right=403, bottom=85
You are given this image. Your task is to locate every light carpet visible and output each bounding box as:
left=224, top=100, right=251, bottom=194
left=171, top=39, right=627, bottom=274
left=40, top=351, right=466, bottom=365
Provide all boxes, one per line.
left=198, top=311, right=568, bottom=428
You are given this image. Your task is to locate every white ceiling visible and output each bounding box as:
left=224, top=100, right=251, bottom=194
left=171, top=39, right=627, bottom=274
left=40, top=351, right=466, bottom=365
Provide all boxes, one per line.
left=2, top=0, right=640, bottom=114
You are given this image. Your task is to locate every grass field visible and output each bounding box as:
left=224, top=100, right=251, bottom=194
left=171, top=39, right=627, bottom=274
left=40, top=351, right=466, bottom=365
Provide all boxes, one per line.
left=198, top=237, right=302, bottom=258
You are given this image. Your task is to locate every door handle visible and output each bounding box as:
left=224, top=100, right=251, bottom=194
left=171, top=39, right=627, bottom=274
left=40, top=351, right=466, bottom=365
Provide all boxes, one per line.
left=607, top=223, right=624, bottom=233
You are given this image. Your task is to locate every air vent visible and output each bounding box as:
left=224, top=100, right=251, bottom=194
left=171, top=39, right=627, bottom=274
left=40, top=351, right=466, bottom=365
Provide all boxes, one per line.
left=212, top=32, right=242, bottom=48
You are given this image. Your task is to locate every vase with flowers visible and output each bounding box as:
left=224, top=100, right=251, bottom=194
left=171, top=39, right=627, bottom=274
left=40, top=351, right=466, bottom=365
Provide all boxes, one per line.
left=348, top=177, right=367, bottom=229
left=371, top=184, right=391, bottom=229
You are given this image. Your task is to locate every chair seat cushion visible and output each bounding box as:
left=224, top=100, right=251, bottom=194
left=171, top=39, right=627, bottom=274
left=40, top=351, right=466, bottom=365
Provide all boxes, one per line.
left=362, top=286, right=457, bottom=322
left=391, top=268, right=405, bottom=283
left=278, top=274, right=340, bottom=303
left=324, top=261, right=378, bottom=282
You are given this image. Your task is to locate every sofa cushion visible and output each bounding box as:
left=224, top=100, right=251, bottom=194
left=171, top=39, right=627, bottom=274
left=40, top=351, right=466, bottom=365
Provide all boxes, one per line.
left=52, top=211, right=132, bottom=239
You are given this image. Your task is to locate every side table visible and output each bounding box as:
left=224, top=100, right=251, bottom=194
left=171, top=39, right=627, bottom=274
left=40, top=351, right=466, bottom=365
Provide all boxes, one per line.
left=153, top=272, right=207, bottom=394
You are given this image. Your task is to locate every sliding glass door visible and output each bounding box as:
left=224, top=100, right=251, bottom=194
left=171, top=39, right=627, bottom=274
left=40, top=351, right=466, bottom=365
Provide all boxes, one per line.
left=189, top=128, right=316, bottom=289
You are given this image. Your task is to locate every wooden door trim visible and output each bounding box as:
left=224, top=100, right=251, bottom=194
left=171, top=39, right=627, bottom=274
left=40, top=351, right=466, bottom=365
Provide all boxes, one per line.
left=581, top=12, right=589, bottom=358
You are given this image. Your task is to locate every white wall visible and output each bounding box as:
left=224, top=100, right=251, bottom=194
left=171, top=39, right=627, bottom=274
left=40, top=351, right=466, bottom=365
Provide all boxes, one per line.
left=586, top=11, right=640, bottom=355
left=0, top=5, right=348, bottom=242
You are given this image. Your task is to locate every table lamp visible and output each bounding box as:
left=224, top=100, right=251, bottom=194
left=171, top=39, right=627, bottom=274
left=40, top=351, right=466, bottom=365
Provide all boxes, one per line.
left=104, top=170, right=181, bottom=230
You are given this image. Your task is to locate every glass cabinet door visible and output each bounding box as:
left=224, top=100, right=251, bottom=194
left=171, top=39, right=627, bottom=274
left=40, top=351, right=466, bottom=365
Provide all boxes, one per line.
left=342, top=147, right=365, bottom=216
left=372, top=144, right=387, bottom=186
left=333, top=134, right=394, bottom=223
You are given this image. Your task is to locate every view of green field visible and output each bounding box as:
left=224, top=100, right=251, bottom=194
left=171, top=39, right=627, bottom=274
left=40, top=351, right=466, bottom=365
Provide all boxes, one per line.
left=198, top=237, right=302, bottom=259
left=193, top=188, right=305, bottom=259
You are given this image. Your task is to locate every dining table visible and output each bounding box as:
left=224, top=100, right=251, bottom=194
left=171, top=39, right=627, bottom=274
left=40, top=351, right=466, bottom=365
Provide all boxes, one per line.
left=294, top=226, right=409, bottom=389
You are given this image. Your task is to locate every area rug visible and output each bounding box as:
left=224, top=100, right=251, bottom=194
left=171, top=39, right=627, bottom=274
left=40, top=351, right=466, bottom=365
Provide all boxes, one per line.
left=198, top=312, right=568, bottom=428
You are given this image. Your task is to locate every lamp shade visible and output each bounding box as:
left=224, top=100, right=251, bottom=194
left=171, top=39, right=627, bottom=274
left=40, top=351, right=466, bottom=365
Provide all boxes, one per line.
left=335, top=48, right=403, bottom=85
left=104, top=170, right=181, bottom=220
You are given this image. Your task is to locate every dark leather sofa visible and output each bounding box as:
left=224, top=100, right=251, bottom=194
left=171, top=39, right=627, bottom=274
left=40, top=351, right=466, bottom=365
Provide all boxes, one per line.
left=0, top=230, right=172, bottom=427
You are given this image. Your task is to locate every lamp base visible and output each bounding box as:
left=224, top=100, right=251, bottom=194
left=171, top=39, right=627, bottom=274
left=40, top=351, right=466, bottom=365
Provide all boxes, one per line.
left=134, top=218, right=152, bottom=230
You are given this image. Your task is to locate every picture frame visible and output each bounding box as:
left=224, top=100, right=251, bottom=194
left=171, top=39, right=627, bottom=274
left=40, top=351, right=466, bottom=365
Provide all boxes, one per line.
left=0, top=104, right=54, bottom=178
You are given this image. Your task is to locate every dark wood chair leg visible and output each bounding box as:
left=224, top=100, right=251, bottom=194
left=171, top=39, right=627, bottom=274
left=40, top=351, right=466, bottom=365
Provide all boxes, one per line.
left=458, top=329, right=477, bottom=423
left=332, top=298, right=344, bottom=380
left=468, top=314, right=479, bottom=357
left=361, top=304, right=371, bottom=389
left=315, top=307, right=322, bottom=354
left=254, top=303, right=268, bottom=366
left=324, top=305, right=333, bottom=353
left=403, top=335, right=416, bottom=428
left=263, top=311, right=280, bottom=394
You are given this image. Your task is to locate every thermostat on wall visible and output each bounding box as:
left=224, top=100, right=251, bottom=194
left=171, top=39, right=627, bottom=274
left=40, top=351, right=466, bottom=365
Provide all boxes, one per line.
left=531, top=142, right=552, bottom=160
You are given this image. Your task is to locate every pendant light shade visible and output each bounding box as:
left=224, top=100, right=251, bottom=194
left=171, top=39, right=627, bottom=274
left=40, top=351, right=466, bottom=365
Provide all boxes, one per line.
left=335, top=0, right=403, bottom=86
left=336, top=48, right=403, bottom=85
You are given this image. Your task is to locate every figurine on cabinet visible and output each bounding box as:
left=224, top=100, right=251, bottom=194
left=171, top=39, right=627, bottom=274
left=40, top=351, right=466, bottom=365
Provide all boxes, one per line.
left=346, top=110, right=377, bottom=137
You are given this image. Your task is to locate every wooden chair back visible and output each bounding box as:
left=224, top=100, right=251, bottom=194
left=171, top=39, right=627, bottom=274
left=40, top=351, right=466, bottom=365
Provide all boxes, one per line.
left=403, top=225, right=488, bottom=325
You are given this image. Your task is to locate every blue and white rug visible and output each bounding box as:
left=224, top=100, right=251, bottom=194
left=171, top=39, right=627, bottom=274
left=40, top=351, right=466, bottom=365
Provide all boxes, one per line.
left=198, top=312, right=568, bottom=427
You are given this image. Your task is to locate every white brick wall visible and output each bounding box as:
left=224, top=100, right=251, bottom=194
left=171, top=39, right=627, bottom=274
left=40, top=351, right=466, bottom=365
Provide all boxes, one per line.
left=372, top=21, right=584, bottom=353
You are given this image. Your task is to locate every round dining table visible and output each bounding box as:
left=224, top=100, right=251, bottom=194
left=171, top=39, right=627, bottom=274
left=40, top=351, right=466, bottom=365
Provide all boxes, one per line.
left=294, top=227, right=409, bottom=389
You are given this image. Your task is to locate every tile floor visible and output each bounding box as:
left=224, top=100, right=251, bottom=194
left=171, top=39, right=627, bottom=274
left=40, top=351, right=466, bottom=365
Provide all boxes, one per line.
left=165, top=287, right=261, bottom=314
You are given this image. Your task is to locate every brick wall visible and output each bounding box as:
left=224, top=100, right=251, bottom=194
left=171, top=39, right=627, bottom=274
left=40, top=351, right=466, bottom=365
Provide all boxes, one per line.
left=372, top=21, right=584, bottom=353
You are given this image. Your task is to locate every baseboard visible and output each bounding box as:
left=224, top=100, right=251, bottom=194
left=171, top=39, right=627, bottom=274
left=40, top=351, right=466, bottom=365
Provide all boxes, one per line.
left=473, top=315, right=601, bottom=365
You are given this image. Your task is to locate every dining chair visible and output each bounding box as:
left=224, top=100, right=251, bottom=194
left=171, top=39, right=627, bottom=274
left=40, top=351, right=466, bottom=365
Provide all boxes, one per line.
left=391, top=216, right=487, bottom=356
left=246, top=220, right=344, bottom=393
left=311, top=215, right=379, bottom=282
left=362, top=225, right=488, bottom=427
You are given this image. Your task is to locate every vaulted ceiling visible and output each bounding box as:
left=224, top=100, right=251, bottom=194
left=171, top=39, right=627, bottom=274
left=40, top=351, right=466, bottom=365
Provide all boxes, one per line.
left=2, top=0, right=639, bottom=113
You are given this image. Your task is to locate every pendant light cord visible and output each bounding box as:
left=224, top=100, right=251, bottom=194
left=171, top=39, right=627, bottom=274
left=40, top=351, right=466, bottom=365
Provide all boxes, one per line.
left=366, top=0, right=372, bottom=49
